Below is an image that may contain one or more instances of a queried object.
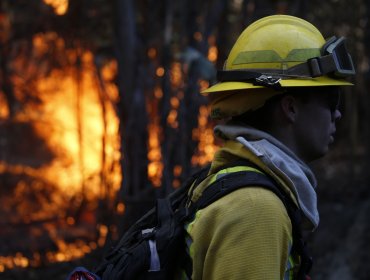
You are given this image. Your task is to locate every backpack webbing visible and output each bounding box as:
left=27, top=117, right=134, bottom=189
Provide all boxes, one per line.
left=94, top=161, right=312, bottom=280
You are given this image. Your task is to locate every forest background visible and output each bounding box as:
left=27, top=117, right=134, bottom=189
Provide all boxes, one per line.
left=0, top=0, right=369, bottom=279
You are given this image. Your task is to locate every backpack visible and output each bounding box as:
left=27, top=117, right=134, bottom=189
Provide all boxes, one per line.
left=68, top=161, right=312, bottom=280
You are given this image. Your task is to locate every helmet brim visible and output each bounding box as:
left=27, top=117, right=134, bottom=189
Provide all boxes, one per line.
left=201, top=76, right=353, bottom=95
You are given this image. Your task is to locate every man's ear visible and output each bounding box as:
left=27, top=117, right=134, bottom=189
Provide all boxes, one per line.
left=280, top=95, right=298, bottom=123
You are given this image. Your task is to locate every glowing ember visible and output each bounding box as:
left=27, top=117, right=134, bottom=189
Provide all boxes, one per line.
left=154, top=86, right=163, bottom=99
left=0, top=92, right=9, bottom=119
left=147, top=48, right=157, bottom=59
left=43, top=0, right=69, bottom=15
left=170, top=63, right=183, bottom=88
left=146, top=83, right=164, bottom=187
left=156, top=67, right=165, bottom=77
left=192, top=105, right=218, bottom=166
left=172, top=165, right=182, bottom=188
left=147, top=119, right=163, bottom=187
left=116, top=202, right=125, bottom=215
left=207, top=35, right=218, bottom=63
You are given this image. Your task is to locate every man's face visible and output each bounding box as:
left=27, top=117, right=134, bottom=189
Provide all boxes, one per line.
left=294, top=89, right=341, bottom=162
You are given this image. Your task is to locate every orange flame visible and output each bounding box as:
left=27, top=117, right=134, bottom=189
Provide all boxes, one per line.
left=208, top=35, right=218, bottom=63
left=147, top=115, right=163, bottom=187
left=43, top=0, right=69, bottom=15
left=0, top=28, right=220, bottom=272
left=31, top=51, right=121, bottom=198
left=0, top=93, right=10, bottom=119
left=192, top=105, right=218, bottom=166
left=0, top=223, right=108, bottom=272
left=147, top=62, right=186, bottom=186
left=0, top=32, right=121, bottom=271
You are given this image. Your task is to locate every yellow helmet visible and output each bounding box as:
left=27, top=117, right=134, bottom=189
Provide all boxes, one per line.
left=203, top=15, right=355, bottom=119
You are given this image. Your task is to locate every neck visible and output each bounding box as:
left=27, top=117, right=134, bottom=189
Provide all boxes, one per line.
left=265, top=126, right=310, bottom=163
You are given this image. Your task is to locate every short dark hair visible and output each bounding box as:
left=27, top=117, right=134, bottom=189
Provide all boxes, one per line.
left=231, top=93, right=285, bottom=130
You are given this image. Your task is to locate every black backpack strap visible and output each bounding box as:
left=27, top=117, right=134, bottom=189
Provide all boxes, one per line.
left=193, top=170, right=282, bottom=210
left=288, top=207, right=313, bottom=280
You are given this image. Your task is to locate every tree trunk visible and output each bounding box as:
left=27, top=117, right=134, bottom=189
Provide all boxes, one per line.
left=114, top=0, right=151, bottom=233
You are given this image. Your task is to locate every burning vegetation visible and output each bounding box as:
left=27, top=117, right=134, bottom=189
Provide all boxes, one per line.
left=0, top=0, right=219, bottom=273
left=0, top=31, right=121, bottom=271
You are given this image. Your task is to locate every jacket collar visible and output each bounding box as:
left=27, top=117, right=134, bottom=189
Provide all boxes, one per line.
left=212, top=123, right=319, bottom=230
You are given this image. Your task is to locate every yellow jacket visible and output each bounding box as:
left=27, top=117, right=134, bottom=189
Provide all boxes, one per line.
left=184, top=140, right=301, bottom=280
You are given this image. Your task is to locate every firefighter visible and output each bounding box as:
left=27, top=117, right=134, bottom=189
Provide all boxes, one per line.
left=185, top=15, right=355, bottom=279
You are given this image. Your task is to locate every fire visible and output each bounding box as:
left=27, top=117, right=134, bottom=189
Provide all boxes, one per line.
left=26, top=50, right=121, bottom=199
left=147, top=62, right=185, bottom=187
left=43, top=0, right=69, bottom=15
left=172, top=165, right=183, bottom=188
left=0, top=254, right=29, bottom=272
left=170, top=62, right=183, bottom=88
left=146, top=59, right=218, bottom=186
left=147, top=91, right=163, bottom=187
left=116, top=202, right=125, bottom=215
left=147, top=119, right=163, bottom=187
left=0, top=223, right=108, bottom=272
left=156, top=67, right=165, bottom=77
left=192, top=105, right=218, bottom=166
left=0, top=31, right=121, bottom=271
left=0, top=93, right=9, bottom=119
left=1, top=24, right=220, bottom=273
left=208, top=35, right=218, bottom=63
left=147, top=48, right=157, bottom=59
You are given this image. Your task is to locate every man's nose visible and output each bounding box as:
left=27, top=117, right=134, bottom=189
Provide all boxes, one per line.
left=332, top=109, right=342, bottom=122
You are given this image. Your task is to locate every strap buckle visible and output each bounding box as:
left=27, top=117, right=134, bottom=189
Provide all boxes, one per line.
left=254, top=75, right=282, bottom=89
